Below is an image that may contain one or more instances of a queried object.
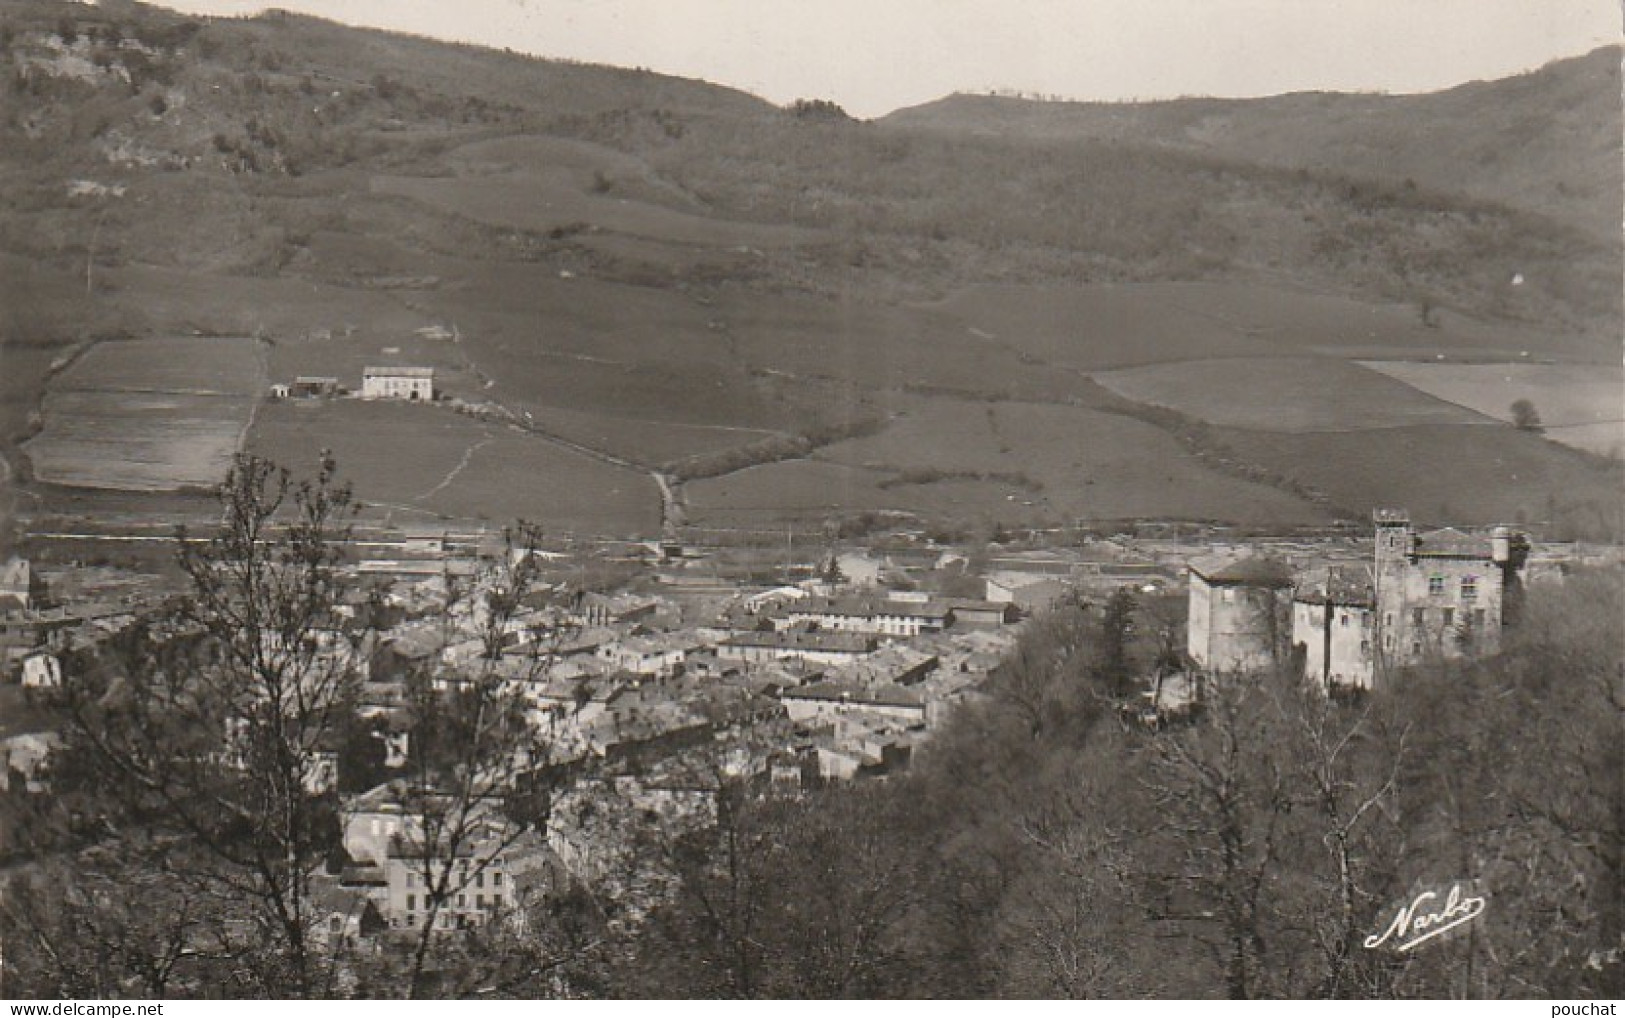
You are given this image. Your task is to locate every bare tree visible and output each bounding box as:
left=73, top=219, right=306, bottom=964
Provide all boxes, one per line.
left=58, top=452, right=363, bottom=995
left=385, top=523, right=570, bottom=998
left=1140, top=669, right=1294, bottom=999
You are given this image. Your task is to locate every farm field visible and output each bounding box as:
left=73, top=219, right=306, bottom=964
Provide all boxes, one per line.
left=413, top=432, right=659, bottom=536
left=371, top=171, right=824, bottom=251
left=711, top=289, right=1081, bottom=402
left=1093, top=357, right=1490, bottom=431
left=248, top=399, right=657, bottom=535
left=924, top=281, right=1604, bottom=371
left=100, top=264, right=436, bottom=353
left=24, top=336, right=264, bottom=491
left=809, top=392, right=1332, bottom=526
left=523, top=404, right=781, bottom=469
left=1359, top=361, right=1625, bottom=456
left=1215, top=423, right=1623, bottom=533
left=683, top=458, right=1025, bottom=530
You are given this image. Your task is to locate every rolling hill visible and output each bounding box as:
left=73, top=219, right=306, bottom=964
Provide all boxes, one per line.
left=883, top=46, right=1624, bottom=243
left=0, top=0, right=1618, bottom=542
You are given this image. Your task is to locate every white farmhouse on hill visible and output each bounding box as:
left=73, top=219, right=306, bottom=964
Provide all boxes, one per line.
left=361, top=366, right=435, bottom=401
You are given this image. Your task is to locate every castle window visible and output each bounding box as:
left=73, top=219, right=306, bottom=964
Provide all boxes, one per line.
left=1360, top=640, right=1370, bottom=654
left=1461, top=577, right=1478, bottom=601
left=1411, top=641, right=1422, bottom=656
left=407, top=894, right=415, bottom=911
left=1442, top=608, right=1455, bottom=628
left=1412, top=608, right=1425, bottom=628
left=1428, top=576, right=1445, bottom=596
left=1339, top=613, right=1349, bottom=628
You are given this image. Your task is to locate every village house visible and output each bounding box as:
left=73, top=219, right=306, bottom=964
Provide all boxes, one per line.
left=383, top=825, right=548, bottom=933
left=777, top=594, right=955, bottom=638
left=361, top=366, right=436, bottom=401
left=1291, top=565, right=1378, bottom=692
left=0, top=606, right=75, bottom=674
left=984, top=572, right=1072, bottom=614
left=716, top=628, right=878, bottom=666
left=307, top=878, right=385, bottom=951
left=595, top=633, right=701, bottom=678
left=19, top=649, right=61, bottom=689
left=780, top=680, right=927, bottom=727
left=0, top=732, right=61, bottom=793
left=827, top=644, right=940, bottom=687
left=0, top=557, right=44, bottom=611
left=1185, top=552, right=1294, bottom=675
left=572, top=592, right=662, bottom=628
left=946, top=598, right=1017, bottom=627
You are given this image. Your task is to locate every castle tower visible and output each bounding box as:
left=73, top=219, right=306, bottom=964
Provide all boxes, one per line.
left=1372, top=508, right=1412, bottom=671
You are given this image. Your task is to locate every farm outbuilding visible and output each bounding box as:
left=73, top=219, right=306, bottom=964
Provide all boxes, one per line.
left=292, top=376, right=342, bottom=398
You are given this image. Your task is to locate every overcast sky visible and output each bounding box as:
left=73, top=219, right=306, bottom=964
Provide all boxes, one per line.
left=146, top=0, right=1621, bottom=118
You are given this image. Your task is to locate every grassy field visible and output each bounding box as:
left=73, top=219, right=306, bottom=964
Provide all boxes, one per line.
left=808, top=392, right=1332, bottom=526
left=1093, top=357, right=1490, bottom=432
left=371, top=169, right=824, bottom=251
left=523, top=404, right=781, bottom=469
left=684, top=391, right=1334, bottom=531
left=248, top=399, right=657, bottom=535
left=1360, top=361, right=1625, bottom=456
left=24, top=336, right=263, bottom=491
left=925, top=281, right=1610, bottom=372
left=1215, top=423, right=1623, bottom=536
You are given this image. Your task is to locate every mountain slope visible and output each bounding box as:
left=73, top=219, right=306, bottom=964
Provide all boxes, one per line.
left=883, top=46, right=1623, bottom=241
left=0, top=1, right=1618, bottom=540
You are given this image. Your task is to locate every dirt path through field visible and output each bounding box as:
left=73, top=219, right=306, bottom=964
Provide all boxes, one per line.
left=414, top=436, right=495, bottom=503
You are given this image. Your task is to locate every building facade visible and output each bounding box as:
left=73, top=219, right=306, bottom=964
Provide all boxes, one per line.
left=1372, top=510, right=1527, bottom=668
left=1291, top=566, right=1377, bottom=692
left=361, top=366, right=435, bottom=401
left=1186, top=553, right=1294, bottom=674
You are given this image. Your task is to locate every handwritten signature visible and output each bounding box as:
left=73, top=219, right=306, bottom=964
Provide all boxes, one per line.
left=1364, top=882, right=1487, bottom=953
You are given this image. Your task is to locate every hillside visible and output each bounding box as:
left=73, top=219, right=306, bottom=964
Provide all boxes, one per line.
left=0, top=0, right=1619, bottom=542
left=883, top=46, right=1624, bottom=242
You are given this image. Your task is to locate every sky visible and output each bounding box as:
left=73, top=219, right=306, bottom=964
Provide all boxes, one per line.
left=145, top=0, right=1622, bottom=118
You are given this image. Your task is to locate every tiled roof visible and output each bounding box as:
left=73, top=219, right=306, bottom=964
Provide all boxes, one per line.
left=363, top=366, right=435, bottom=378
left=786, top=595, right=953, bottom=620
left=1293, top=565, right=1376, bottom=607
left=1189, top=553, right=1294, bottom=587
left=783, top=681, right=925, bottom=710
left=723, top=630, right=874, bottom=653
left=1412, top=527, right=1490, bottom=559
